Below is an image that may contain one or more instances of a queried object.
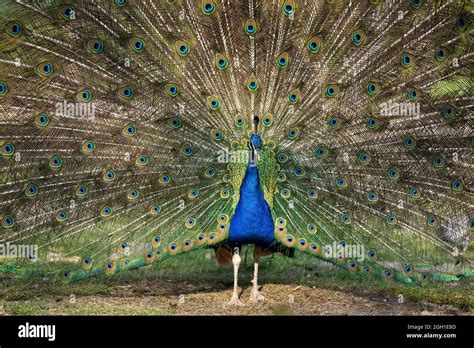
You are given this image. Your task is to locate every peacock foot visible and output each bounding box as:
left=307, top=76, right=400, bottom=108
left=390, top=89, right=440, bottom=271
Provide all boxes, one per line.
left=228, top=295, right=245, bottom=306
left=248, top=288, right=265, bottom=303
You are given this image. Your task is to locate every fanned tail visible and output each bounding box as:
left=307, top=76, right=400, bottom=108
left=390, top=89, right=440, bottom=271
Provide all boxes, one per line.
left=0, top=0, right=472, bottom=286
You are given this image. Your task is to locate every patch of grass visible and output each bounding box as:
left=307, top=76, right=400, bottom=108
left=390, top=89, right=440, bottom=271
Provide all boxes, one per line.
left=3, top=299, right=171, bottom=315
left=270, top=304, right=295, bottom=316
left=0, top=249, right=472, bottom=315
left=4, top=301, right=49, bottom=315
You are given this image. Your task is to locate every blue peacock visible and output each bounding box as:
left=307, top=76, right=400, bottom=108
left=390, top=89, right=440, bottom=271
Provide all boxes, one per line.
left=0, top=0, right=472, bottom=305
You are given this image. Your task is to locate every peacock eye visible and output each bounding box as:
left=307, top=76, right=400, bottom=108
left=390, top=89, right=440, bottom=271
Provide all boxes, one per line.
left=5, top=21, right=22, bottom=37
left=49, top=155, right=63, bottom=169
left=280, top=189, right=290, bottom=198
left=288, top=127, right=299, bottom=140
left=427, top=216, right=438, bottom=227
left=341, top=213, right=351, bottom=225
left=81, top=140, right=96, bottom=154
left=175, top=40, right=190, bottom=57
left=410, top=0, right=423, bottom=9
left=76, top=184, right=89, bottom=197
left=366, top=117, right=382, bottom=133
left=384, top=270, right=394, bottom=280
left=401, top=52, right=415, bottom=68
left=181, top=145, right=193, bottom=156
left=442, top=104, right=456, bottom=120
left=59, top=5, right=76, bottom=20
left=1, top=142, right=14, bottom=157
left=117, top=86, right=134, bottom=100
left=403, top=135, right=416, bottom=150
left=409, top=186, right=420, bottom=199
left=207, top=96, right=220, bottom=110
left=387, top=167, right=400, bottom=180
left=103, top=170, right=116, bottom=183
left=244, top=19, right=258, bottom=36
left=277, top=52, right=290, bottom=69
left=56, top=210, right=69, bottom=222
left=315, top=146, right=328, bottom=158
left=307, top=36, right=321, bottom=53
left=150, top=205, right=161, bottom=215
left=386, top=215, right=397, bottom=225
left=76, top=89, right=92, bottom=103
left=234, top=115, right=245, bottom=127
left=0, top=82, right=8, bottom=96
left=101, top=207, right=112, bottom=217
left=165, top=84, right=179, bottom=96
left=457, top=14, right=469, bottom=31
left=352, top=30, right=366, bottom=46
left=366, top=81, right=381, bottom=96
left=205, top=167, right=216, bottom=177
left=202, top=1, right=216, bottom=15
left=127, top=189, right=139, bottom=200
left=435, top=47, right=448, bottom=62
left=451, top=179, right=463, bottom=192
left=130, top=38, right=144, bottom=52
left=214, top=53, right=229, bottom=70
left=307, top=189, right=317, bottom=199
left=211, top=129, right=223, bottom=141
left=87, top=39, right=104, bottom=54
left=325, top=84, right=339, bottom=98
left=367, top=191, right=378, bottom=203
left=122, top=123, right=137, bottom=137
left=246, top=75, right=259, bottom=92
left=282, top=1, right=296, bottom=16
left=287, top=89, right=301, bottom=104
left=327, top=116, right=342, bottom=130
left=25, top=183, right=39, bottom=198
left=159, top=174, right=171, bottom=185
left=277, top=153, right=288, bottom=163
left=262, top=114, right=273, bottom=126
left=336, top=177, right=348, bottom=188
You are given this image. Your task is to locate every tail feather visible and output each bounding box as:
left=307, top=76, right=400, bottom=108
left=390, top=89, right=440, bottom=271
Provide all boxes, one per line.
left=0, top=0, right=471, bottom=287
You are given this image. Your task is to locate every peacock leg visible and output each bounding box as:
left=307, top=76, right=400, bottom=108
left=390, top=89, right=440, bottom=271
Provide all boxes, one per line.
left=228, top=251, right=244, bottom=306
left=249, top=246, right=265, bottom=303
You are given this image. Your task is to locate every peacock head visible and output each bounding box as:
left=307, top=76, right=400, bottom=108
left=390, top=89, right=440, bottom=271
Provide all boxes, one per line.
left=248, top=133, right=262, bottom=166
left=250, top=133, right=263, bottom=150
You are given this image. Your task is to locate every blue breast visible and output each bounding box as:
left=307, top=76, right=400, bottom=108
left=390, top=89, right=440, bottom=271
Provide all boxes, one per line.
left=228, top=164, right=274, bottom=247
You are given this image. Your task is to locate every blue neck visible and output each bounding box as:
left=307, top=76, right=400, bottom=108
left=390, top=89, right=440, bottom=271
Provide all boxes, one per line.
left=228, top=153, right=275, bottom=247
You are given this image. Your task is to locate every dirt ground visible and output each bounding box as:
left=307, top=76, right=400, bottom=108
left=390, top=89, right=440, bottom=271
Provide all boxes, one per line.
left=2, top=280, right=471, bottom=316
left=1, top=253, right=472, bottom=315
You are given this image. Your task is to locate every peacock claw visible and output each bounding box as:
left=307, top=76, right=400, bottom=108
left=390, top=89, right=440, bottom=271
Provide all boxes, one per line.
left=228, top=295, right=245, bottom=306
left=249, top=289, right=265, bottom=303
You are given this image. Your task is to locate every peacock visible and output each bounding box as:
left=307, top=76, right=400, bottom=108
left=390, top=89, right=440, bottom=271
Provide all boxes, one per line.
left=0, top=0, right=472, bottom=305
